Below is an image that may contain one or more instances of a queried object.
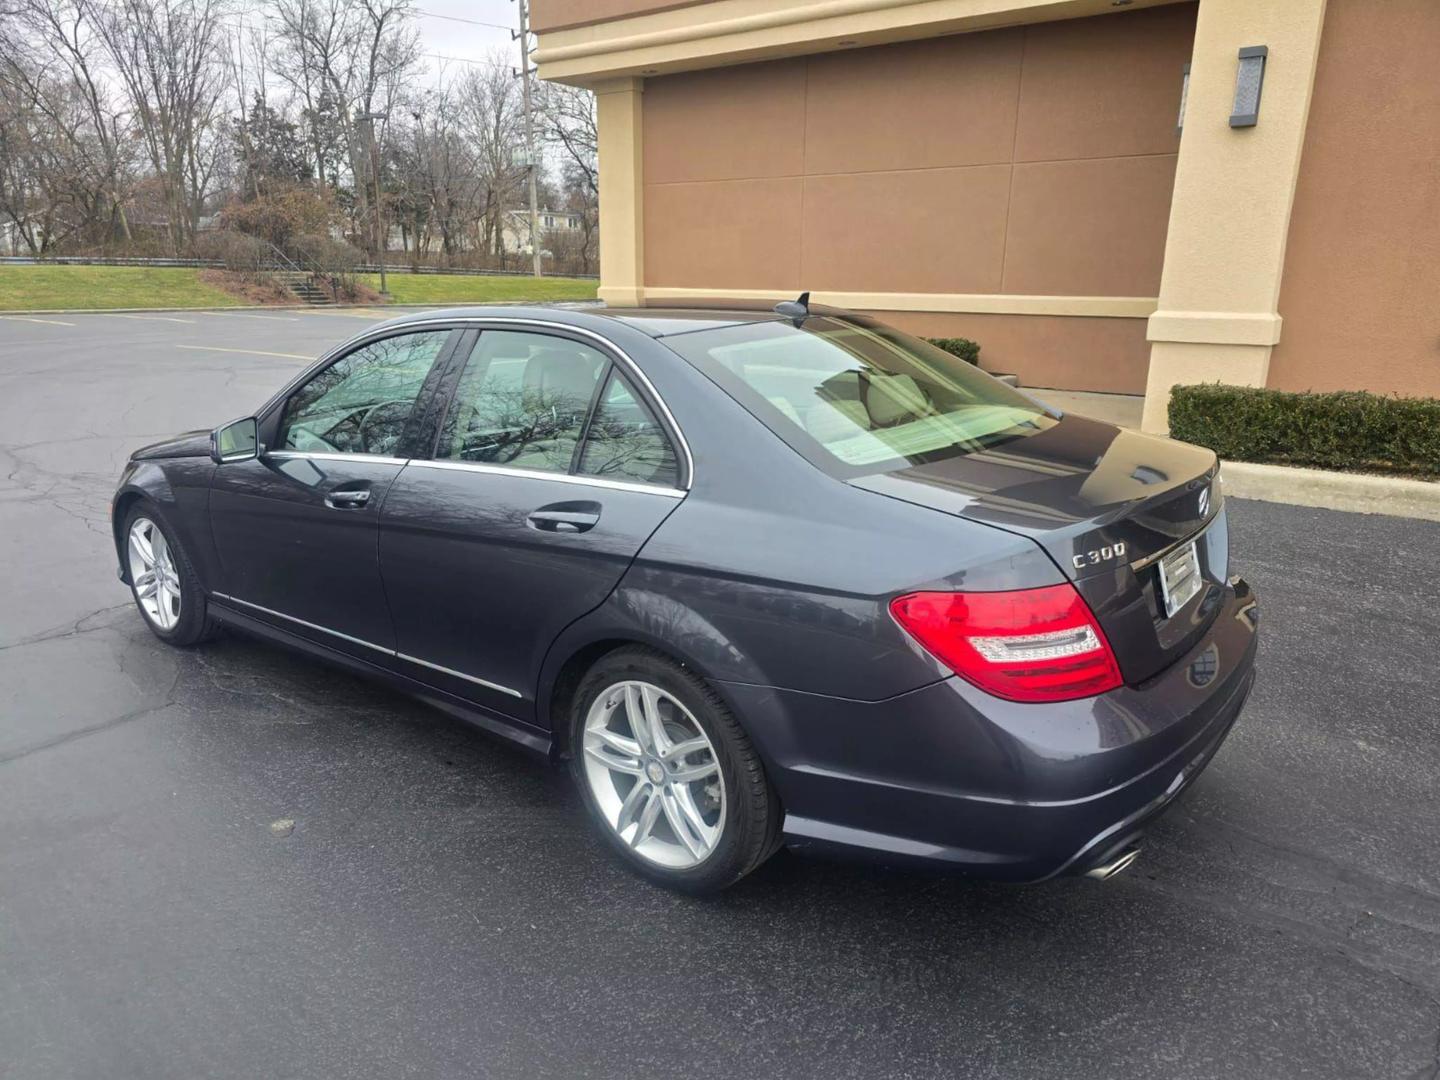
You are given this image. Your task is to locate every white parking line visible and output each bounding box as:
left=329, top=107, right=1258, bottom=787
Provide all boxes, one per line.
left=175, top=344, right=311, bottom=360
left=297, top=308, right=391, bottom=319
left=102, top=313, right=198, bottom=324
left=203, top=311, right=302, bottom=322
left=0, top=315, right=76, bottom=326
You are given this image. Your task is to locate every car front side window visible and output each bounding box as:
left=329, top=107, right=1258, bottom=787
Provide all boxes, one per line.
left=436, top=330, right=606, bottom=473
left=276, top=330, right=451, bottom=457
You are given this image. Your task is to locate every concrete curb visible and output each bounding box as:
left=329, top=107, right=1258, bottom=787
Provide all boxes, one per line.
left=1222, top=461, right=1440, bottom=523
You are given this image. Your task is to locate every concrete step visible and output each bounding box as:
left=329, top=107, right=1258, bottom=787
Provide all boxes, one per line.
left=278, top=276, right=336, bottom=306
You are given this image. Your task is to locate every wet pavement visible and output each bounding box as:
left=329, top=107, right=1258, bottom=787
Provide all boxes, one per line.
left=2, top=309, right=1438, bottom=1079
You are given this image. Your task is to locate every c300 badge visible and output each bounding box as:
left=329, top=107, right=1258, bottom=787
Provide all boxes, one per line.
left=1072, top=542, right=1127, bottom=570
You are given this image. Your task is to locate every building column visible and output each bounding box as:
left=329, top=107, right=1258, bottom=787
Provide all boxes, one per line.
left=1141, top=0, right=1328, bottom=433
left=595, top=78, right=645, bottom=307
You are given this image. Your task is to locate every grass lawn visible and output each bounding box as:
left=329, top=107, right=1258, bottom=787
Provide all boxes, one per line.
left=0, top=263, right=598, bottom=311
left=0, top=265, right=242, bottom=310
left=362, top=272, right=597, bottom=305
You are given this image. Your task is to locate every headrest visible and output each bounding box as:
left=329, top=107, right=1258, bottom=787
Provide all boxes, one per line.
left=863, top=372, right=927, bottom=426
left=522, top=347, right=603, bottom=407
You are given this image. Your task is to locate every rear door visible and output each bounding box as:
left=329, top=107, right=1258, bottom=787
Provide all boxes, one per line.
left=208, top=327, right=460, bottom=657
left=378, top=327, right=687, bottom=722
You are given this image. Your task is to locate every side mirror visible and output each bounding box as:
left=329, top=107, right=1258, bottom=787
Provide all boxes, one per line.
left=211, top=417, right=259, bottom=464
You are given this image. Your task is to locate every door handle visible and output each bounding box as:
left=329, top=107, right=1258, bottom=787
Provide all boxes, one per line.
left=527, top=501, right=600, bottom=534
left=325, top=488, right=372, bottom=509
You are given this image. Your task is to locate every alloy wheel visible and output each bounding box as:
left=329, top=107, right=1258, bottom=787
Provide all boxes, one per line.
left=581, top=680, right=725, bottom=869
left=128, top=517, right=181, bottom=631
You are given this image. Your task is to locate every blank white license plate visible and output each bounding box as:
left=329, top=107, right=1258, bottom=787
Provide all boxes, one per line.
left=1157, top=540, right=1202, bottom=618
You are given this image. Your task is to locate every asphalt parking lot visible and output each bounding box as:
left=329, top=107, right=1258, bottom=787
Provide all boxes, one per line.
left=2, top=308, right=1439, bottom=1080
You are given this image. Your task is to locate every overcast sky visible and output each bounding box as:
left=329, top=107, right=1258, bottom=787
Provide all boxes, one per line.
left=225, top=0, right=528, bottom=92
left=402, top=0, right=523, bottom=83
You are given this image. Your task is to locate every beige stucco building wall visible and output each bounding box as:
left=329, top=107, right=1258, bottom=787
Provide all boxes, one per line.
left=531, top=0, right=708, bottom=33
left=534, top=0, right=1440, bottom=423
left=1267, top=0, right=1440, bottom=399
left=640, top=4, right=1194, bottom=393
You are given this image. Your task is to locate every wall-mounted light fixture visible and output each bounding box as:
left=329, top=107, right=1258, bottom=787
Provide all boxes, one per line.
left=1229, top=45, right=1268, bottom=127
left=1176, top=62, right=1190, bottom=135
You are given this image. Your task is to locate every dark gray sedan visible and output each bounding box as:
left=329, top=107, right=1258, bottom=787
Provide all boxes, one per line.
left=110, top=301, right=1258, bottom=893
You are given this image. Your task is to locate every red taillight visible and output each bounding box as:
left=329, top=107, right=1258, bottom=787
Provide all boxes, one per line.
left=889, top=584, right=1122, bottom=703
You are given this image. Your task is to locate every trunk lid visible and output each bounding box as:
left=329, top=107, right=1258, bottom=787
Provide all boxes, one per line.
left=852, top=414, right=1227, bottom=684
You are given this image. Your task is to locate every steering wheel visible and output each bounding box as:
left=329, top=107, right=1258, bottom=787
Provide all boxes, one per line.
left=357, top=400, right=412, bottom=455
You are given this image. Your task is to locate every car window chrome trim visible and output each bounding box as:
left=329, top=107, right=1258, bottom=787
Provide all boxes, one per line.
left=210, top=592, right=525, bottom=698
left=255, top=325, right=462, bottom=420
left=461, top=318, right=694, bottom=492
left=405, top=458, right=686, bottom=499
left=264, top=450, right=410, bottom=466
left=255, top=316, right=696, bottom=491
left=395, top=653, right=523, bottom=698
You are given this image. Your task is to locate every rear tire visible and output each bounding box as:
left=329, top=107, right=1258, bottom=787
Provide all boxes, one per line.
left=569, top=646, right=781, bottom=894
left=123, top=502, right=217, bottom=647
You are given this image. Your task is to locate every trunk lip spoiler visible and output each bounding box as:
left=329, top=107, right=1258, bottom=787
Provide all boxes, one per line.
left=1127, top=500, right=1225, bottom=574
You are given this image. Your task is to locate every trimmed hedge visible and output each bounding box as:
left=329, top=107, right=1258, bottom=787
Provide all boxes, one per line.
left=925, top=336, right=981, bottom=365
left=1169, top=384, right=1440, bottom=478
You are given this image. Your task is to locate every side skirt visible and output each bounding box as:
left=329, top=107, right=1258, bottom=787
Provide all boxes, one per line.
left=207, top=600, right=553, bottom=757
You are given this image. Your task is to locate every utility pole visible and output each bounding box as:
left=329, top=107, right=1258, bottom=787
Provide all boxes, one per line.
left=515, top=0, right=543, bottom=277
left=357, top=111, right=390, bottom=298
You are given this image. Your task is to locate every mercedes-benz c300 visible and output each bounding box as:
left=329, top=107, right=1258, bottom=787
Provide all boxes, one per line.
left=111, top=300, right=1258, bottom=893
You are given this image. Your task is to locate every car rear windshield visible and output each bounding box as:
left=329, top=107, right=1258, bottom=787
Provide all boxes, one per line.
left=664, top=315, right=1058, bottom=478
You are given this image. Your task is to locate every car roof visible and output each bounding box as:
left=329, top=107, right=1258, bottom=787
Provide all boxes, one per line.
left=374, top=302, right=822, bottom=340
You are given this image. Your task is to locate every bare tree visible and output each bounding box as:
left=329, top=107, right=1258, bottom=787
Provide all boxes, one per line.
left=0, top=0, right=558, bottom=268
left=538, top=81, right=595, bottom=201
left=538, top=80, right=597, bottom=272
left=267, top=0, right=422, bottom=252
left=81, top=0, right=231, bottom=250
left=454, top=53, right=524, bottom=265
left=0, top=0, right=137, bottom=248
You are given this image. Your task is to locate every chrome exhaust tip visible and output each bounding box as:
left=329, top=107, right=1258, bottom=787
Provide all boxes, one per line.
left=1084, top=846, right=1141, bottom=881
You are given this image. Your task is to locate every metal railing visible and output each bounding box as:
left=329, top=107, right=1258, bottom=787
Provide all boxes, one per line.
left=262, top=241, right=337, bottom=301
left=0, top=254, right=227, bottom=268
left=0, top=254, right=597, bottom=278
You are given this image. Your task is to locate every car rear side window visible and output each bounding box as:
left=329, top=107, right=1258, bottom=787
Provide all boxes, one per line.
left=436, top=330, right=606, bottom=473
left=577, top=370, right=679, bottom=489
left=664, top=316, right=1057, bottom=478
left=277, top=330, right=451, bottom=456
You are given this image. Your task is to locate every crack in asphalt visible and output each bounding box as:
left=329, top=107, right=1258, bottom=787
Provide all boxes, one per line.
left=0, top=603, right=131, bottom=653
left=0, top=668, right=182, bottom=766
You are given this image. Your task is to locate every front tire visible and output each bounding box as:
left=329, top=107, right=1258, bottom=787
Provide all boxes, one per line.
left=123, top=503, right=216, bottom=646
left=569, top=647, right=781, bottom=894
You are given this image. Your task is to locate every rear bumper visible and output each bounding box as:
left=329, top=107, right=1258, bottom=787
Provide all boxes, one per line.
left=718, top=577, right=1260, bottom=881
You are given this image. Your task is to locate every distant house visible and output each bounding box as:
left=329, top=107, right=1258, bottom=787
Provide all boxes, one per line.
left=0, top=218, right=47, bottom=255
left=500, top=208, right=583, bottom=257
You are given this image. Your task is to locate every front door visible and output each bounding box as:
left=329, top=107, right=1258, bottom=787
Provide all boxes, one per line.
left=208, top=327, right=459, bottom=657
left=378, top=328, right=687, bottom=722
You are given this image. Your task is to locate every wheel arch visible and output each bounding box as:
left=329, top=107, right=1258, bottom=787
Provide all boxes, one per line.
left=111, top=470, right=177, bottom=583
left=538, top=592, right=774, bottom=764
